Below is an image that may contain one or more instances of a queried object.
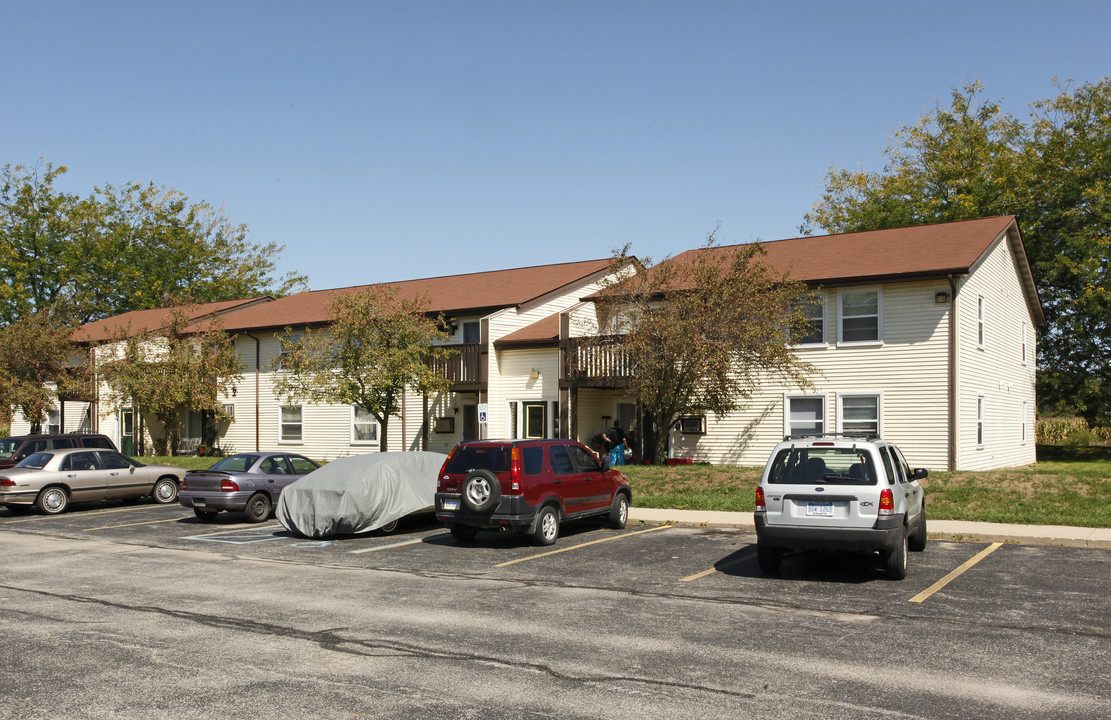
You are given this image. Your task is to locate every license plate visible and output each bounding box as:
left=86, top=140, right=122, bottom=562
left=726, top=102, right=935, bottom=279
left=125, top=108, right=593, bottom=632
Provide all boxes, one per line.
left=194, top=499, right=206, bottom=507
left=806, top=501, right=833, bottom=517
left=442, top=499, right=459, bottom=511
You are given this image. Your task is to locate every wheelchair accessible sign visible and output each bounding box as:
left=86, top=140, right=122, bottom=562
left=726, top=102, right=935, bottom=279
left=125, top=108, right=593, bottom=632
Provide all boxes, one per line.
left=477, top=403, right=489, bottom=425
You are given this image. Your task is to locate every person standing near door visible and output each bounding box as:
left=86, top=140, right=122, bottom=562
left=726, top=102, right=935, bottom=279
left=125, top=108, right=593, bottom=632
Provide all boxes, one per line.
left=602, top=420, right=627, bottom=466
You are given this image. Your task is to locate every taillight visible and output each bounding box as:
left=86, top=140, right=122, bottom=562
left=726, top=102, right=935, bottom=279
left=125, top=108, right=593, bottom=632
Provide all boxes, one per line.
left=220, top=479, right=240, bottom=492
left=508, top=446, right=522, bottom=493
left=0, top=477, right=14, bottom=487
left=180, top=478, right=188, bottom=491
left=879, top=488, right=895, bottom=516
left=755, top=486, right=766, bottom=512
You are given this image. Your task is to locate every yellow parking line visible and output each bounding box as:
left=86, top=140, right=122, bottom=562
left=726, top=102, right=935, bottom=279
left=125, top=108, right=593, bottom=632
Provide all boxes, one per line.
left=680, top=548, right=756, bottom=582
left=909, top=542, right=1003, bottom=604
left=177, top=524, right=283, bottom=539
left=3, top=504, right=177, bottom=524
left=84, top=517, right=186, bottom=531
left=495, top=525, right=671, bottom=568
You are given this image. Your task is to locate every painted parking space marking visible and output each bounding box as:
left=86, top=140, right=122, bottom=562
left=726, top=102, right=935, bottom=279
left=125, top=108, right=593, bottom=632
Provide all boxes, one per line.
left=680, top=546, right=757, bottom=582
left=180, top=524, right=286, bottom=544
left=3, top=504, right=179, bottom=524
left=349, top=533, right=451, bottom=554
left=494, top=525, right=671, bottom=568
left=909, top=542, right=1003, bottom=603
left=84, top=517, right=187, bottom=531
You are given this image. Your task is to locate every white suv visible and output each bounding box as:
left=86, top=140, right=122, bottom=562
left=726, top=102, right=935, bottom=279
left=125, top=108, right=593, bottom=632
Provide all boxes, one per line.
left=754, top=434, right=928, bottom=579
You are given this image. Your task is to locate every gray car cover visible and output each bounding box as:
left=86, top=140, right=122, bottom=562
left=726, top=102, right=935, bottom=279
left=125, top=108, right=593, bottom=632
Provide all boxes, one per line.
left=276, top=451, right=447, bottom=538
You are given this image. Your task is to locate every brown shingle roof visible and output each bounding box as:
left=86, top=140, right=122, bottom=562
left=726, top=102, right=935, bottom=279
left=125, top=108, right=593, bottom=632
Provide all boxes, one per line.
left=74, top=298, right=273, bottom=343
left=495, top=313, right=561, bottom=348
left=216, top=258, right=615, bottom=333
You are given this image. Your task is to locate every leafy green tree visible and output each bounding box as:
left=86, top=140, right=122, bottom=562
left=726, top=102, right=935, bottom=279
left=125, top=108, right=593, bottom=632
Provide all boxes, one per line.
left=591, top=234, right=815, bottom=464
left=0, top=160, right=307, bottom=327
left=97, top=306, right=244, bottom=455
left=803, top=79, right=1111, bottom=425
left=272, top=285, right=451, bottom=452
left=0, top=311, right=88, bottom=429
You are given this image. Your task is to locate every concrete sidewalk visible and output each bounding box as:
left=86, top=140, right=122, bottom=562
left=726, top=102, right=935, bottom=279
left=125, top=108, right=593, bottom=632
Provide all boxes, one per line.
left=627, top=507, right=1111, bottom=549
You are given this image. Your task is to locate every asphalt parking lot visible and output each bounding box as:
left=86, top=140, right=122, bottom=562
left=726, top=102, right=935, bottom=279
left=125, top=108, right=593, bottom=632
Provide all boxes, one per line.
left=3, top=499, right=1110, bottom=719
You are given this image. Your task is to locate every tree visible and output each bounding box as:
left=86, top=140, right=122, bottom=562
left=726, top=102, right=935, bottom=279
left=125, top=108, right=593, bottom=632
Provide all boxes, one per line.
left=591, top=234, right=815, bottom=465
left=803, top=79, right=1111, bottom=425
left=272, top=285, right=451, bottom=452
left=0, top=160, right=308, bottom=327
left=0, top=311, right=89, bottom=430
left=97, top=306, right=244, bottom=455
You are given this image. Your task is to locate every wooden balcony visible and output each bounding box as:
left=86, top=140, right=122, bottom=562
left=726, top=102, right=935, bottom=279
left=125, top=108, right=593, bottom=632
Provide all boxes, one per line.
left=560, top=335, right=633, bottom=388
left=430, top=342, right=485, bottom=391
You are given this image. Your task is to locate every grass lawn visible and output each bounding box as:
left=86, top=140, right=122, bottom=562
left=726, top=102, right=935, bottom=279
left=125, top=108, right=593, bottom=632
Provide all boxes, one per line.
left=138, top=446, right=1111, bottom=529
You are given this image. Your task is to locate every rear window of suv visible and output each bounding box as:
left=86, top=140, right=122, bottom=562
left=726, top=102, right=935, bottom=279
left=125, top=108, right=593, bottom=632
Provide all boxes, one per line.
left=767, top=447, right=878, bottom=485
left=444, top=445, right=512, bottom=474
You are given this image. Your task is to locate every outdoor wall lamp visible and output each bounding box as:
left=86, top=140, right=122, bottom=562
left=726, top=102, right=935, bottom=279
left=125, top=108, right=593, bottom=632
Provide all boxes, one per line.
left=529, top=369, right=540, bottom=380
left=935, top=291, right=950, bottom=304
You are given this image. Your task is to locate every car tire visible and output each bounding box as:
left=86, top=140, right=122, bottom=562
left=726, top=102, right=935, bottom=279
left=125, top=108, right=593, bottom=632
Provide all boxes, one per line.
left=885, top=529, right=908, bottom=580
left=532, top=505, right=560, bottom=546
left=450, top=524, right=478, bottom=542
left=36, top=486, right=69, bottom=515
left=461, top=470, right=501, bottom=513
left=908, top=509, right=927, bottom=552
left=378, top=518, right=400, bottom=534
left=151, top=478, right=179, bottom=504
left=243, top=493, right=272, bottom=523
left=757, top=543, right=783, bottom=574
left=609, top=493, right=629, bottom=529
left=193, top=508, right=219, bottom=521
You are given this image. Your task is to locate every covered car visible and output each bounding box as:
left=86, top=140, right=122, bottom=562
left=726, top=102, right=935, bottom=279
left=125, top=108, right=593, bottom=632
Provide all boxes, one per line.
left=276, top=451, right=446, bottom=538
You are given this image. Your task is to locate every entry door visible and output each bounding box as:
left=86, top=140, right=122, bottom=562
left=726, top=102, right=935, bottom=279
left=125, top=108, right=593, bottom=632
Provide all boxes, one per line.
left=120, top=409, right=134, bottom=456
left=462, top=405, right=478, bottom=441
left=523, top=402, right=547, bottom=439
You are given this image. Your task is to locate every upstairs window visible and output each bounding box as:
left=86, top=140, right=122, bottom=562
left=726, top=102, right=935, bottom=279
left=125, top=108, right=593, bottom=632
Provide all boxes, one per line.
left=840, top=290, right=880, bottom=343
left=977, top=296, right=986, bottom=348
left=792, top=296, right=825, bottom=345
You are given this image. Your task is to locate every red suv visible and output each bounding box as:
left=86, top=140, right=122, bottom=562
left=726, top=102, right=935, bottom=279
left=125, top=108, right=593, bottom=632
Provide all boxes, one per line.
left=435, top=439, right=632, bottom=545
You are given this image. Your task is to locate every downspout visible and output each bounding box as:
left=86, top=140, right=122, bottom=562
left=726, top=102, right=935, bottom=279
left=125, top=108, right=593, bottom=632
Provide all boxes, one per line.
left=948, top=275, right=958, bottom=471
left=245, top=334, right=261, bottom=452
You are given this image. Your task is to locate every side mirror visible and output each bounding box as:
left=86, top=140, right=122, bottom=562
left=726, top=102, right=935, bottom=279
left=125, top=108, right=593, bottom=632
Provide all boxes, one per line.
left=913, top=468, right=929, bottom=480
left=600, top=462, right=611, bottom=473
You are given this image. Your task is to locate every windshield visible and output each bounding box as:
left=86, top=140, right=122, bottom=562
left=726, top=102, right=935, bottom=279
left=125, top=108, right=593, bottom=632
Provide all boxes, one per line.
left=766, top=447, right=878, bottom=485
left=0, top=439, right=17, bottom=458
left=15, top=452, right=53, bottom=469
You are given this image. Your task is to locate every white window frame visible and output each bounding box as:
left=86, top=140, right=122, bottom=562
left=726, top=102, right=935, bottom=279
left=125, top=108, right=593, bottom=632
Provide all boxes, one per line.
left=350, top=405, right=378, bottom=445
left=976, top=396, right=985, bottom=448
left=1021, top=400, right=1028, bottom=445
left=977, top=295, right=986, bottom=349
left=1021, top=322, right=1028, bottom=365
left=837, top=393, right=882, bottom=436
left=791, top=293, right=826, bottom=347
left=838, top=288, right=882, bottom=345
left=784, top=394, right=827, bottom=437
left=279, top=405, right=303, bottom=444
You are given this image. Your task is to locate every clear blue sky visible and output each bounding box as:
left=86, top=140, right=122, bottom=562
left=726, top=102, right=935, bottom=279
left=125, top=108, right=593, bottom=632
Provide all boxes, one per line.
left=4, top=0, right=1108, bottom=292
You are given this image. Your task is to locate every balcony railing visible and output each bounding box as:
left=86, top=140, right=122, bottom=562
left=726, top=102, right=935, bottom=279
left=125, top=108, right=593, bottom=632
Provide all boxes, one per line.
left=561, top=335, right=634, bottom=387
left=430, top=342, right=484, bottom=389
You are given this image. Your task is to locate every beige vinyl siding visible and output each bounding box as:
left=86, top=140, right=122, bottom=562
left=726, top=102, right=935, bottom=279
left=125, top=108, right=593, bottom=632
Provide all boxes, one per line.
left=489, top=348, right=559, bottom=439
left=671, top=280, right=953, bottom=470
left=954, top=233, right=1038, bottom=470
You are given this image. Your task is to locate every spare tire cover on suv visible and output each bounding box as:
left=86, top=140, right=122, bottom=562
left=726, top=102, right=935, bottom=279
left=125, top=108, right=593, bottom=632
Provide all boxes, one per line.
left=462, top=469, right=502, bottom=512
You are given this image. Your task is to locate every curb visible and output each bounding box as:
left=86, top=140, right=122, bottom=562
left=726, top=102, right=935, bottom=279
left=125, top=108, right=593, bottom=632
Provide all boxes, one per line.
left=627, top=508, right=1111, bottom=549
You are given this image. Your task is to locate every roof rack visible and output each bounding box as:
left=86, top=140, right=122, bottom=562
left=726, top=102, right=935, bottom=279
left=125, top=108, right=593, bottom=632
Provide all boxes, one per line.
left=782, top=432, right=881, bottom=442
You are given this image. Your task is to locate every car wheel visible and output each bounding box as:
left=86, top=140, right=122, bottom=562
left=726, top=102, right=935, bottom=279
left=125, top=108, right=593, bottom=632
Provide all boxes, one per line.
left=908, top=509, right=928, bottom=552
left=532, top=505, right=560, bottom=546
left=151, top=478, right=179, bottom=504
left=243, top=493, right=272, bottom=523
left=450, top=524, right=478, bottom=542
left=36, top=486, right=69, bottom=515
left=757, top=543, right=783, bottom=574
left=609, top=493, right=629, bottom=529
left=378, top=518, right=400, bottom=534
left=193, top=508, right=219, bottom=521
left=885, top=529, right=908, bottom=580
left=461, top=470, right=502, bottom=513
